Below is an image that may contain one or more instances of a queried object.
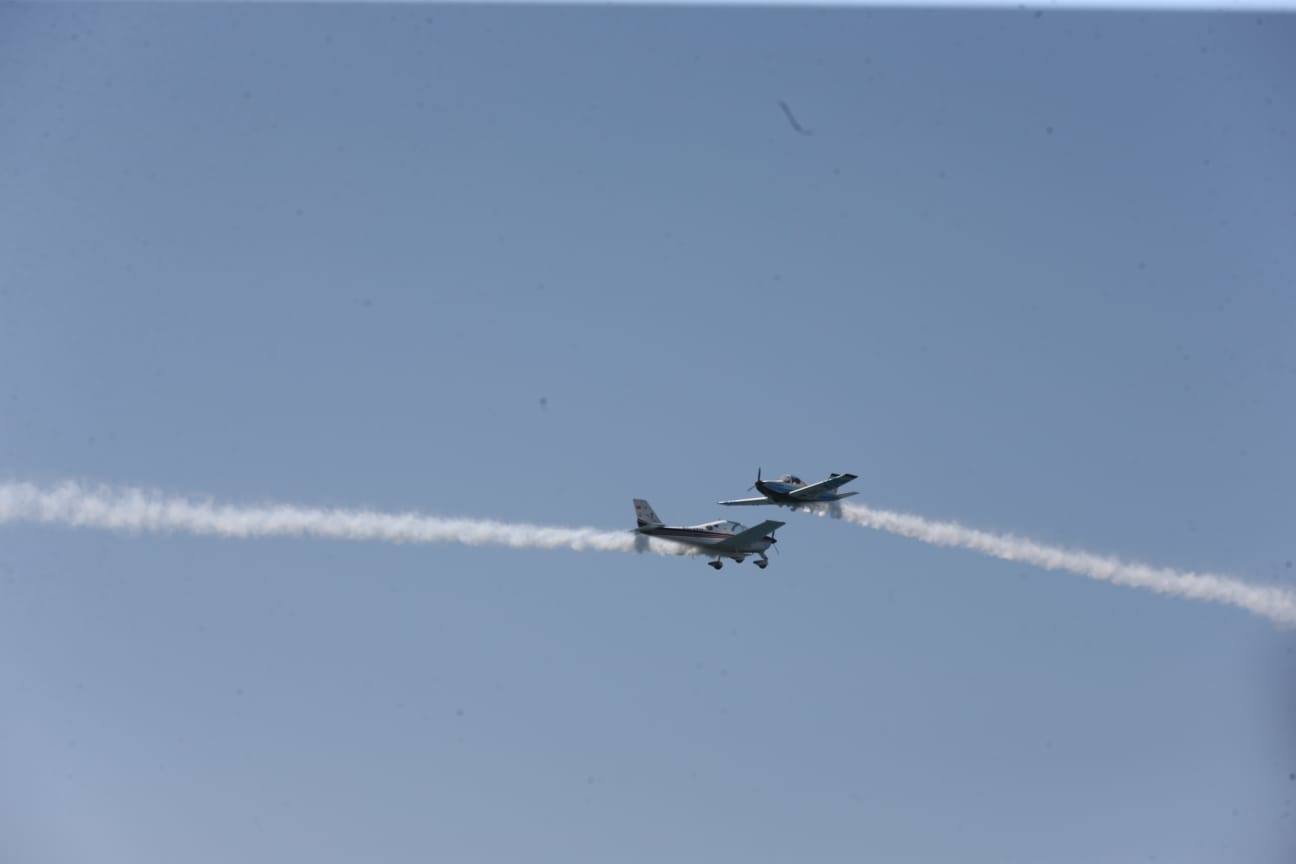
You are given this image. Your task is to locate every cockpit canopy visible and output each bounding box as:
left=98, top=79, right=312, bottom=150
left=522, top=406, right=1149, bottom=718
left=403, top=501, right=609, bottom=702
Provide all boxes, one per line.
left=777, top=474, right=804, bottom=486
left=703, top=521, right=741, bottom=533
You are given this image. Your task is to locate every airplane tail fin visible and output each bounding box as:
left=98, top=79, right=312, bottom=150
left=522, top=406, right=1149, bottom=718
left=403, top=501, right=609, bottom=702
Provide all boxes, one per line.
left=633, top=499, right=664, bottom=529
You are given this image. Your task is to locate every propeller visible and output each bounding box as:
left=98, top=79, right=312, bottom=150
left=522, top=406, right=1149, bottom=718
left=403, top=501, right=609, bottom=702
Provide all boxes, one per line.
left=748, top=467, right=762, bottom=492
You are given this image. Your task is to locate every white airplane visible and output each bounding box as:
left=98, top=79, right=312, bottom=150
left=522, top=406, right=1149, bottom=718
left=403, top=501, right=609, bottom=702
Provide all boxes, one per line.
left=633, top=499, right=784, bottom=570
left=719, top=469, right=859, bottom=509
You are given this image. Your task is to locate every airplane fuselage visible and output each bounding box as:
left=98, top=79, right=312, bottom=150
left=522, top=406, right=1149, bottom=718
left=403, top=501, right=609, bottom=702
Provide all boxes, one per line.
left=754, top=479, right=857, bottom=508
left=754, top=479, right=806, bottom=505
left=632, top=500, right=783, bottom=568
left=637, top=521, right=777, bottom=556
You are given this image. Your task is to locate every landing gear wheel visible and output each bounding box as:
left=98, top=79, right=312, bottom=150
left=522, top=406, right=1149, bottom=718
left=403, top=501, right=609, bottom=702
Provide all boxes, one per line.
left=755, top=559, right=768, bottom=569
left=708, top=560, right=723, bottom=570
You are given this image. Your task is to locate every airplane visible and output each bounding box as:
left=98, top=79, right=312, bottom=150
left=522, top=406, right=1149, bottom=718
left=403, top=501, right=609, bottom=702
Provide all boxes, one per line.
left=718, top=469, right=859, bottom=510
left=633, top=499, right=783, bottom=570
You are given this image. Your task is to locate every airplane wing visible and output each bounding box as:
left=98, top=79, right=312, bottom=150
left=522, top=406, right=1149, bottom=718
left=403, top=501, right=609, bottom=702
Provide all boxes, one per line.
left=789, top=473, right=858, bottom=500
left=717, top=496, right=772, bottom=506
left=712, top=520, right=785, bottom=552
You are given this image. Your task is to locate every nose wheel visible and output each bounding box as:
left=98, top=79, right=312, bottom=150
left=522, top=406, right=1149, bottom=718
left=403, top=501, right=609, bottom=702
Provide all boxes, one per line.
left=755, top=558, right=768, bottom=569
left=708, top=560, right=723, bottom=570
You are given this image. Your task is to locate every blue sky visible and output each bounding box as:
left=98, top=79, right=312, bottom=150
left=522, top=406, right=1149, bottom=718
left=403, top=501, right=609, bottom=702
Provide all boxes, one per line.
left=2, top=4, right=1294, bottom=862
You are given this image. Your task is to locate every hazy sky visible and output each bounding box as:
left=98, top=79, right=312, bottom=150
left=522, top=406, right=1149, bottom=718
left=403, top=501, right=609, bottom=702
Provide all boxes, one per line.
left=2, top=4, right=1295, bottom=862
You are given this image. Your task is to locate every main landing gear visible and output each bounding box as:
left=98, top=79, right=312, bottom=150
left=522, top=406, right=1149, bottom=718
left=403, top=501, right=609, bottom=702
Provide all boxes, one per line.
left=710, top=557, right=769, bottom=570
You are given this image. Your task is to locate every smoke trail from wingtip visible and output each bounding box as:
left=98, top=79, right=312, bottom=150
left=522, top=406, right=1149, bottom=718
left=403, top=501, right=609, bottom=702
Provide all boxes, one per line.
left=0, top=480, right=686, bottom=557
left=820, top=501, right=1296, bottom=627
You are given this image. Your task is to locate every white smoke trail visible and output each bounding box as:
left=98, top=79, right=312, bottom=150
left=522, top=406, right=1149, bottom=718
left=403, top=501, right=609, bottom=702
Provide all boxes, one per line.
left=0, top=480, right=686, bottom=557
left=821, top=501, right=1296, bottom=627
left=4, top=480, right=1289, bottom=624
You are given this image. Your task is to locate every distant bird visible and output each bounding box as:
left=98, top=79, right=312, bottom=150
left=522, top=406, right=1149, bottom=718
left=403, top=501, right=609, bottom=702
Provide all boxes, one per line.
left=777, top=100, right=813, bottom=136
